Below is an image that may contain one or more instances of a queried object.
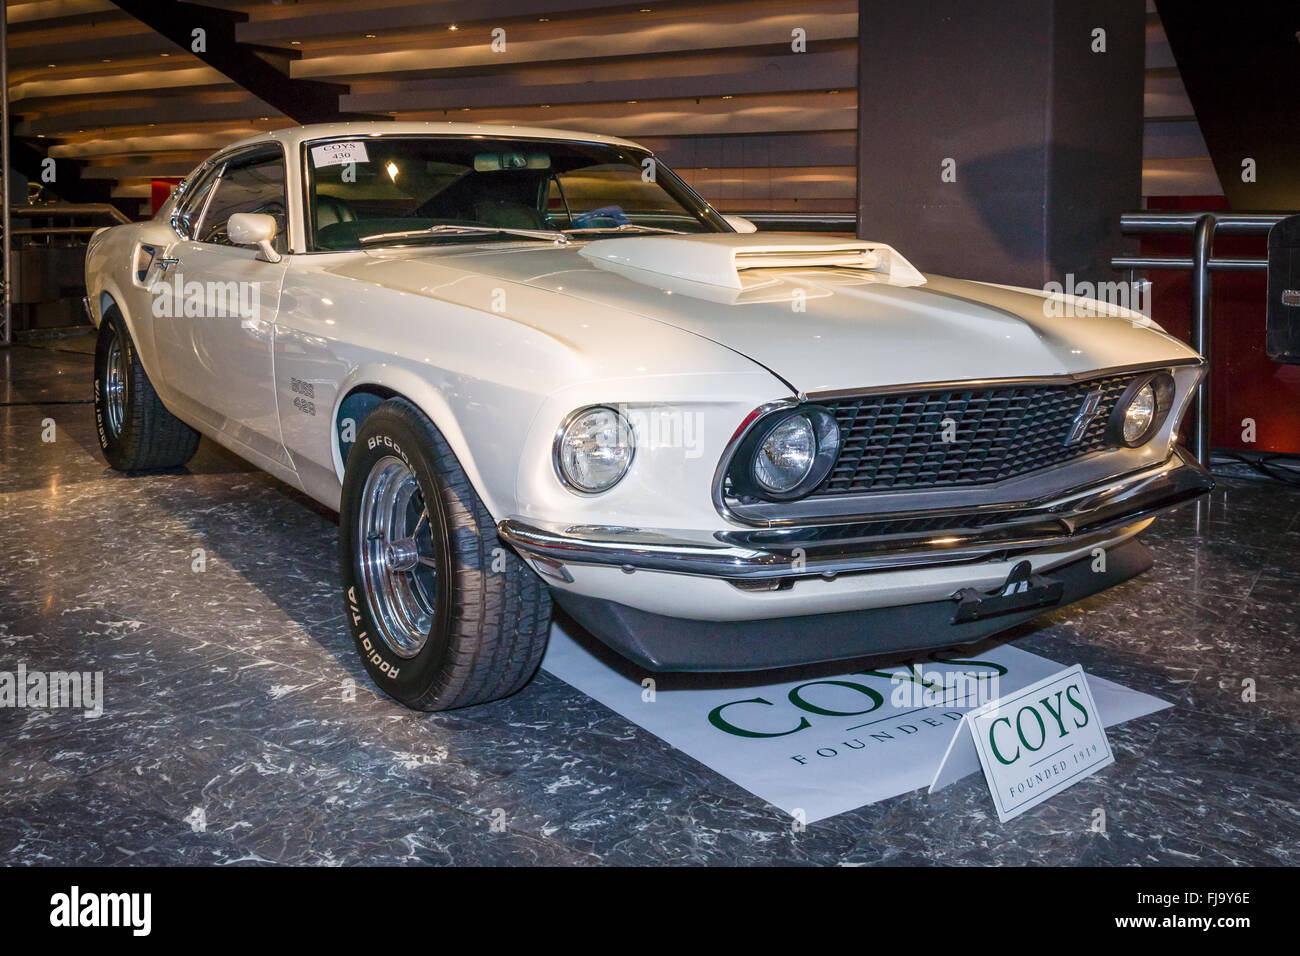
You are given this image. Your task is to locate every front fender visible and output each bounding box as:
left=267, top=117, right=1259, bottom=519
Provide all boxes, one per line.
left=332, top=360, right=545, bottom=523
left=84, top=224, right=171, bottom=390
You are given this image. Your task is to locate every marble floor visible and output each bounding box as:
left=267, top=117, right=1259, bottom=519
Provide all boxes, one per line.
left=1, top=334, right=1297, bottom=866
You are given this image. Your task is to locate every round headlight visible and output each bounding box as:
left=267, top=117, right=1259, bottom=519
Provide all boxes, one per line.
left=1123, top=383, right=1157, bottom=444
left=555, top=406, right=635, bottom=493
left=1107, top=372, right=1175, bottom=448
left=755, top=414, right=817, bottom=493
left=730, top=405, right=842, bottom=502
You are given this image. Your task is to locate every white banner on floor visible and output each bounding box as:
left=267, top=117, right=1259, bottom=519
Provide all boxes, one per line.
left=542, top=623, right=1169, bottom=824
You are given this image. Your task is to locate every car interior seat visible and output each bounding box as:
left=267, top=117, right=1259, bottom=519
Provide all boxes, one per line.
left=471, top=199, right=548, bottom=231
left=316, top=196, right=356, bottom=230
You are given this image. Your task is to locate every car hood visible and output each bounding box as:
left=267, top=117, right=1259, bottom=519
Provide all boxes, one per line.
left=349, top=234, right=1199, bottom=393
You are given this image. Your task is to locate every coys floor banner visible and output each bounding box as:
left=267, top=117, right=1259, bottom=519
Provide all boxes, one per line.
left=542, top=623, right=1170, bottom=824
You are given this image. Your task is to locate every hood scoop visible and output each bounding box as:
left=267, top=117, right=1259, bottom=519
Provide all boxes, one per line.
left=580, top=233, right=927, bottom=291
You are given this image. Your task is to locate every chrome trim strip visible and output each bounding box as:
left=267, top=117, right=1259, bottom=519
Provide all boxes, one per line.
left=711, top=358, right=1206, bottom=526
left=170, top=162, right=212, bottom=239
left=801, top=357, right=1204, bottom=402
left=711, top=397, right=799, bottom=524
left=502, top=446, right=1213, bottom=580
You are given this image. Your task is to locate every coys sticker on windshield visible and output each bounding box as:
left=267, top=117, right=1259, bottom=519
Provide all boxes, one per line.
left=311, top=141, right=369, bottom=167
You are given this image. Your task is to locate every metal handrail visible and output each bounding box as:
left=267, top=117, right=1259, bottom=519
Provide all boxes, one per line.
left=1112, top=256, right=1267, bottom=271
left=1119, top=212, right=1287, bottom=235
left=1112, top=209, right=1291, bottom=466
left=10, top=226, right=108, bottom=236
left=9, top=203, right=131, bottom=225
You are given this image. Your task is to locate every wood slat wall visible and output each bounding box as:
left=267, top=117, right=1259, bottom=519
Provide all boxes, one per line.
left=4, top=0, right=1213, bottom=213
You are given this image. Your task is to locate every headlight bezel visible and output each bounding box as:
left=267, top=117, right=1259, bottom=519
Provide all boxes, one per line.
left=727, top=405, right=842, bottom=502
left=1106, top=371, right=1176, bottom=448
left=553, top=404, right=636, bottom=495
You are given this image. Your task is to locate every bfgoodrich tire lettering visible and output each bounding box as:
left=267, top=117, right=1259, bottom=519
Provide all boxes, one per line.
left=93, top=308, right=201, bottom=471
left=339, top=398, right=552, bottom=710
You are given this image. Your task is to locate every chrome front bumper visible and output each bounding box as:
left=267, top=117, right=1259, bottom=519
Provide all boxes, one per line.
left=498, top=447, right=1213, bottom=582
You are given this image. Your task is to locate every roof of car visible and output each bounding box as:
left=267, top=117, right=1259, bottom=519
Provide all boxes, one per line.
left=222, top=121, right=648, bottom=154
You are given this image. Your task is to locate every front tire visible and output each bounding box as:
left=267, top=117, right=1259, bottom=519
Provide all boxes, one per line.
left=93, top=308, right=200, bottom=471
left=339, top=398, right=552, bottom=710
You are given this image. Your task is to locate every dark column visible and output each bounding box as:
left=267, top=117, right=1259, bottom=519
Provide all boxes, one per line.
left=856, top=0, right=1146, bottom=287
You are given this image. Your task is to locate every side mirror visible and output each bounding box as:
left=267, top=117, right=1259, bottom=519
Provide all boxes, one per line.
left=227, top=212, right=282, bottom=263
left=723, top=215, right=757, bottom=234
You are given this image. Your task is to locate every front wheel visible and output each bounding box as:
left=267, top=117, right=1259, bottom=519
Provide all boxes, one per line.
left=339, top=398, right=552, bottom=710
left=93, top=308, right=200, bottom=471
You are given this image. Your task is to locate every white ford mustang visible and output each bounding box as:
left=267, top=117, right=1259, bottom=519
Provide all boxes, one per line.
left=83, top=122, right=1213, bottom=710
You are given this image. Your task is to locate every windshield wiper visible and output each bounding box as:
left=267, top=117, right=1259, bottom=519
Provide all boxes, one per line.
left=359, top=224, right=570, bottom=245
left=563, top=224, right=686, bottom=236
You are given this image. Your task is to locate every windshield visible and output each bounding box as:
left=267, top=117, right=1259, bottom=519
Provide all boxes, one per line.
left=302, top=135, right=730, bottom=251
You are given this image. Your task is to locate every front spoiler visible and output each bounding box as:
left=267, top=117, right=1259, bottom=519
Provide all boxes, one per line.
left=498, top=446, right=1213, bottom=581
left=551, top=538, right=1155, bottom=672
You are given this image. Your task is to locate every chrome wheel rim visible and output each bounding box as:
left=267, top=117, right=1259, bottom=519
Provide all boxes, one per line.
left=104, top=332, right=127, bottom=437
left=357, top=456, right=439, bottom=659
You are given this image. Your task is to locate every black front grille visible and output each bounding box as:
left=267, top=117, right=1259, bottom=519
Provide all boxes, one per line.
left=812, top=375, right=1132, bottom=496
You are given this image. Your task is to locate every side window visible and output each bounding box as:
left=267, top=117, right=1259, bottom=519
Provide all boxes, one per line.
left=196, top=152, right=288, bottom=252
left=174, top=166, right=220, bottom=239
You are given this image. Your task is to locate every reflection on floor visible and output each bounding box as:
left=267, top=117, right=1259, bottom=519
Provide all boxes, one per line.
left=1, top=335, right=1297, bottom=865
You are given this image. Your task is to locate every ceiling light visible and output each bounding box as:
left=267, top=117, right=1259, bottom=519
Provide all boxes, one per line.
left=538, top=17, right=549, bottom=22
left=448, top=24, right=458, bottom=31
left=364, top=33, right=376, bottom=38
left=721, top=95, right=733, bottom=99
left=290, top=40, right=301, bottom=45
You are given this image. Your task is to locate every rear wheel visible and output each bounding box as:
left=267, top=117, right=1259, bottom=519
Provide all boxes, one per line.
left=93, top=308, right=200, bottom=471
left=339, top=398, right=551, bottom=710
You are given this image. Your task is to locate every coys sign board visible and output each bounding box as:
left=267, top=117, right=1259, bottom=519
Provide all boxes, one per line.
left=961, top=665, right=1114, bottom=822
left=543, top=623, right=1168, bottom=824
